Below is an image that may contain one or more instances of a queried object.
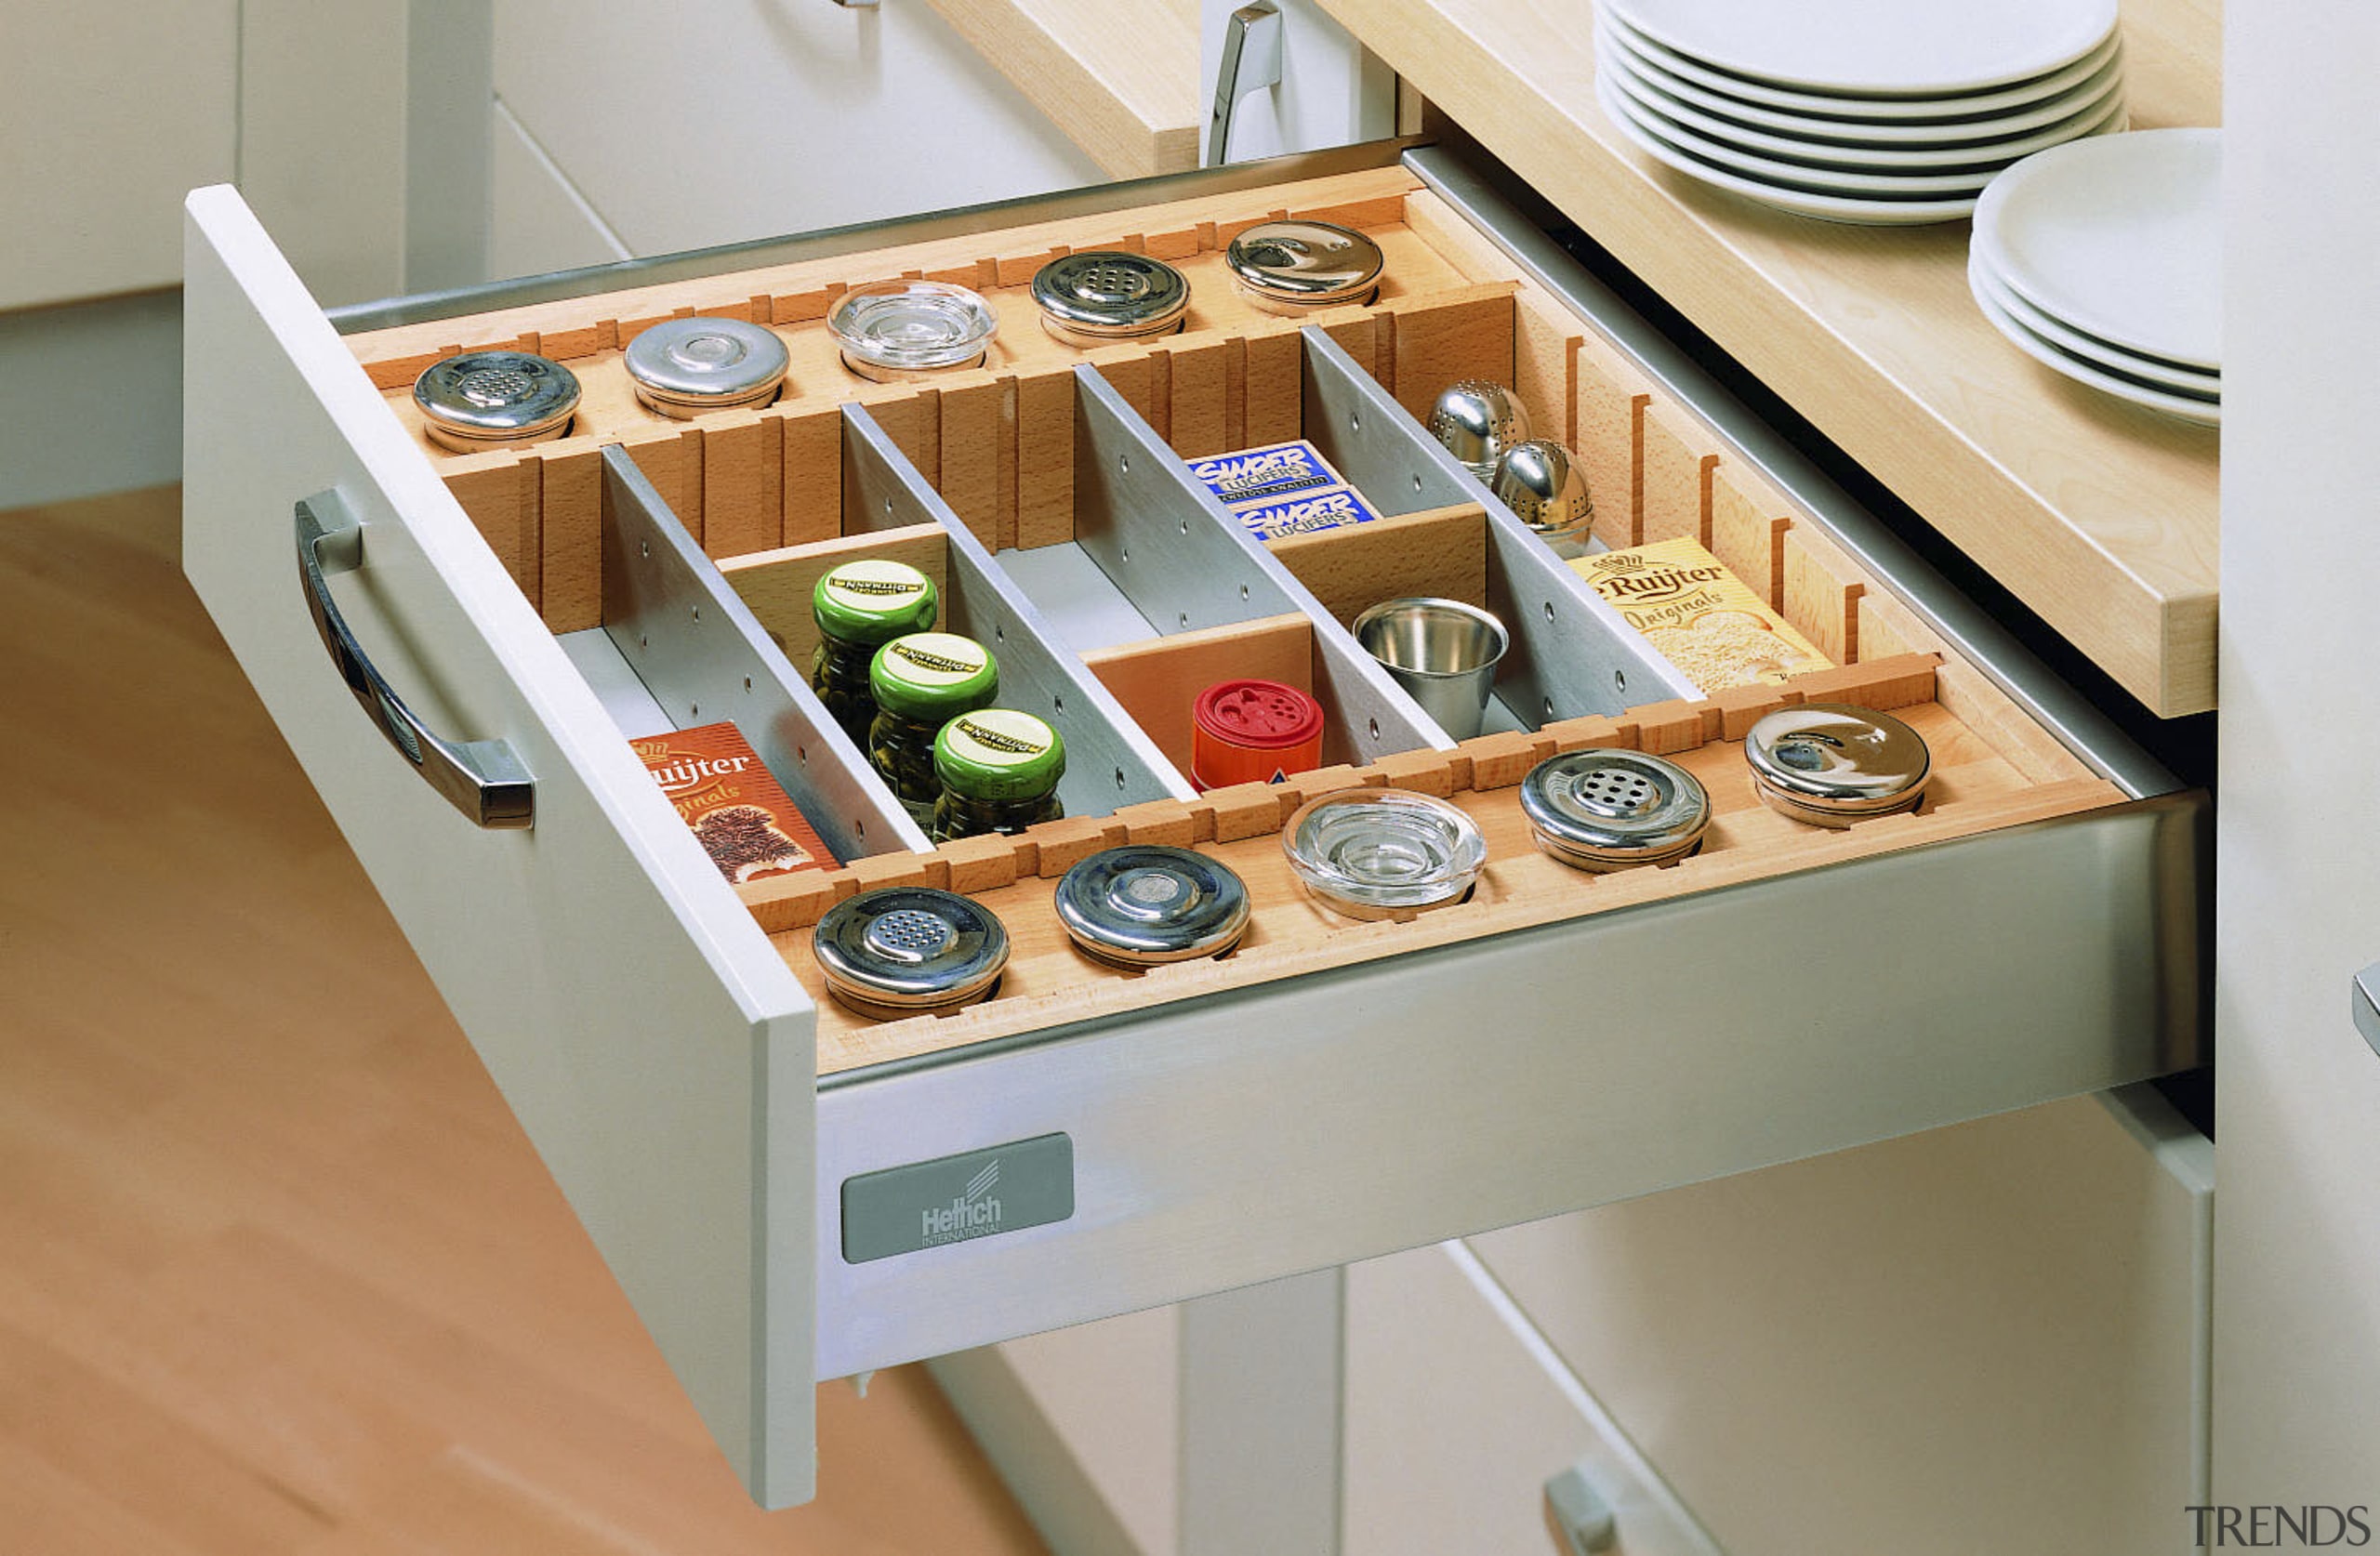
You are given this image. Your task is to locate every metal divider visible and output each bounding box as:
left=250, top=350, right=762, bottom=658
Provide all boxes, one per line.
left=840, top=404, right=1197, bottom=815
left=1069, top=364, right=1452, bottom=767
left=1295, top=326, right=1703, bottom=726
left=599, top=443, right=929, bottom=859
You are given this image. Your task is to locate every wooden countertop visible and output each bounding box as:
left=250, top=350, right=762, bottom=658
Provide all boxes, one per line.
left=926, top=0, right=1202, bottom=181
left=1320, top=0, right=2221, bottom=718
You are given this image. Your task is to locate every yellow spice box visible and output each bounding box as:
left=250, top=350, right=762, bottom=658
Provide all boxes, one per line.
left=1571, top=537, right=1833, bottom=693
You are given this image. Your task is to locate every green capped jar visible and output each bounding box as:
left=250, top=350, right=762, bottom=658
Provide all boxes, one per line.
left=868, top=631, right=998, bottom=824
left=811, top=559, right=939, bottom=745
left=931, top=708, right=1066, bottom=842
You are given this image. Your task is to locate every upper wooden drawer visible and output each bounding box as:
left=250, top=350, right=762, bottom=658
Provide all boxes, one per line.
left=181, top=146, right=2202, bottom=1513
left=1324, top=0, right=2221, bottom=719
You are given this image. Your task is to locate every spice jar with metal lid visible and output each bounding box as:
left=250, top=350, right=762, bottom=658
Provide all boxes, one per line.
left=1743, top=703, right=1932, bottom=827
left=413, top=349, right=581, bottom=451
left=868, top=632, right=999, bottom=824
left=830, top=280, right=999, bottom=381
left=624, top=317, right=790, bottom=419
left=1032, top=251, right=1191, bottom=347
left=1520, top=749, right=1711, bottom=871
left=931, top=708, right=1065, bottom=843
left=1223, top=219, right=1384, bottom=315
left=812, top=560, right=940, bottom=745
left=813, top=887, right=1010, bottom=1022
left=1055, top=845, right=1250, bottom=969
left=1282, top=787, right=1488, bottom=920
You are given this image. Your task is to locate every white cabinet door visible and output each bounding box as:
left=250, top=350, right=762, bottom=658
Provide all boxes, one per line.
left=1471, top=1091, right=2211, bottom=1556
left=180, top=186, right=821, bottom=1508
left=2215, top=0, right=2380, bottom=1524
left=492, top=0, right=1105, bottom=260
left=0, top=3, right=238, bottom=308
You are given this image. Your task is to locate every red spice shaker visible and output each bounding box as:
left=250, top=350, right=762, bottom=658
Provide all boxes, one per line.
left=1191, top=679, right=1325, bottom=790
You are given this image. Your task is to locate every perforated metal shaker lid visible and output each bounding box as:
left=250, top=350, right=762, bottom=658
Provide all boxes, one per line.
left=412, top=350, right=581, bottom=445
left=623, top=317, right=789, bottom=414
left=1031, top=251, right=1191, bottom=341
left=1519, top=749, right=1711, bottom=870
left=1743, top=703, right=1932, bottom=825
left=813, top=887, right=1009, bottom=1018
left=1054, top=845, right=1251, bottom=968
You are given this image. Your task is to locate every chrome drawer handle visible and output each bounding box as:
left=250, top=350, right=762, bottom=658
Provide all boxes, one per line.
left=296, top=491, right=535, bottom=829
left=1208, top=0, right=1284, bottom=167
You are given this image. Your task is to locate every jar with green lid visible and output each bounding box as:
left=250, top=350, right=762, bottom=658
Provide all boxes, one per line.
left=931, top=708, right=1066, bottom=842
left=868, top=631, right=998, bottom=824
left=812, top=559, right=939, bottom=744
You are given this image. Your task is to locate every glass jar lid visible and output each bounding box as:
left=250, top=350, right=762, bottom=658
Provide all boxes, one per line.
left=813, top=559, right=939, bottom=647
left=412, top=350, right=581, bottom=445
left=830, top=280, right=998, bottom=379
left=813, top=887, right=1009, bottom=1020
left=868, top=632, right=998, bottom=721
left=1743, top=703, right=1932, bottom=825
left=1282, top=787, right=1488, bottom=920
left=934, top=709, right=1065, bottom=803
left=1054, top=845, right=1251, bottom=968
left=623, top=317, right=789, bottom=415
left=1520, top=749, right=1711, bottom=870
left=1031, top=251, right=1191, bottom=341
left=1223, top=220, right=1384, bottom=311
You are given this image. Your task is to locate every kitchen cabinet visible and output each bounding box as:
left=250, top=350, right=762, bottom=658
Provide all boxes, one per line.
left=179, top=135, right=2202, bottom=1520
left=935, top=1088, right=2204, bottom=1556
left=2214, top=0, right=2380, bottom=1519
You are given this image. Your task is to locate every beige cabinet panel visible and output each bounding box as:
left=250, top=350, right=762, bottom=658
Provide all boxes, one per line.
left=490, top=98, right=630, bottom=282
left=1472, top=1093, right=2211, bottom=1556
left=0, top=2, right=238, bottom=308
left=493, top=0, right=1104, bottom=259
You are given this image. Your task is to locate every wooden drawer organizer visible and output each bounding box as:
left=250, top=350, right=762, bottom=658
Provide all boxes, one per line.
left=342, top=165, right=2127, bottom=1081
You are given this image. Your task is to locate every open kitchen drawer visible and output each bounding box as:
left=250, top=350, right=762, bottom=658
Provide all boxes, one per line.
left=181, top=142, right=2202, bottom=1509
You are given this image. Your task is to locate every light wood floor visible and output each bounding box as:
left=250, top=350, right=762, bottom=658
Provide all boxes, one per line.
left=0, top=486, right=1050, bottom=1555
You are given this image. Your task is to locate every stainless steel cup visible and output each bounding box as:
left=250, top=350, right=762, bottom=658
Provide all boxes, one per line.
left=1352, top=597, right=1509, bottom=741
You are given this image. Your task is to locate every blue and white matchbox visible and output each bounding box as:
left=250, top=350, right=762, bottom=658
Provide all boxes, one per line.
left=1186, top=440, right=1342, bottom=508
left=1237, top=483, right=1382, bottom=543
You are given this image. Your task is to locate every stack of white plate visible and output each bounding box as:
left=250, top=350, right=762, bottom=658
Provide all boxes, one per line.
left=1594, top=0, right=2127, bottom=225
left=1969, top=128, right=2220, bottom=427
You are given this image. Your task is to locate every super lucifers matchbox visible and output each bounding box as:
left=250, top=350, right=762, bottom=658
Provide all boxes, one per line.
left=1186, top=440, right=1343, bottom=508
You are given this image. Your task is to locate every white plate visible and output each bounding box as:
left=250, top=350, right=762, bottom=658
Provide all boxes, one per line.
left=1971, top=250, right=2219, bottom=395
left=1601, top=35, right=2125, bottom=172
left=1608, top=75, right=2010, bottom=194
left=1969, top=254, right=2219, bottom=425
left=1604, top=0, right=2118, bottom=97
left=1598, top=26, right=2125, bottom=143
left=1597, top=74, right=1982, bottom=224
left=1973, top=127, right=2221, bottom=369
left=1603, top=9, right=2121, bottom=122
